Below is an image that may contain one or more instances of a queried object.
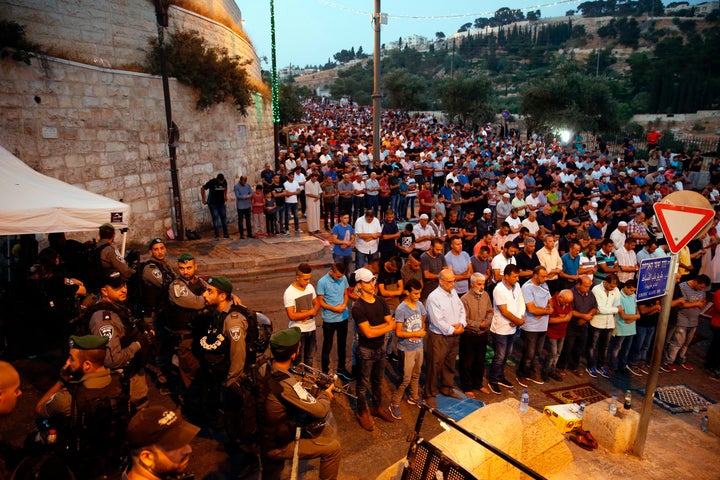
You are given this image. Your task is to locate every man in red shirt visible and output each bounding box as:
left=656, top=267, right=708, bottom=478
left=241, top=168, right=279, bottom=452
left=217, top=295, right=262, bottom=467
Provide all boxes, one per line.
left=543, top=289, right=574, bottom=381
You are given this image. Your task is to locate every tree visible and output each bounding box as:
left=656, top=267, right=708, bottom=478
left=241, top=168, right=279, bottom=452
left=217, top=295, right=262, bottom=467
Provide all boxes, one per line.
left=356, top=45, right=365, bottom=57
left=458, top=23, right=472, bottom=33
left=521, top=67, right=622, bottom=134
left=147, top=30, right=253, bottom=112
left=383, top=70, right=429, bottom=110
left=0, top=20, right=41, bottom=64
left=566, top=10, right=575, bottom=16
left=527, top=10, right=541, bottom=21
left=435, top=74, right=495, bottom=127
left=616, top=17, right=640, bottom=47
left=278, top=83, right=305, bottom=124
left=436, top=32, right=446, bottom=40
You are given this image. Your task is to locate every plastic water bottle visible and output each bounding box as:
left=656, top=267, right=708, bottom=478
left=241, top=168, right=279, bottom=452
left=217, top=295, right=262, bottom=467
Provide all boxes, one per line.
left=609, top=392, right=618, bottom=415
left=701, top=415, right=709, bottom=433
left=692, top=397, right=702, bottom=415
left=47, top=429, right=57, bottom=444
left=624, top=390, right=632, bottom=410
left=520, top=389, right=529, bottom=412
left=579, top=400, right=587, bottom=418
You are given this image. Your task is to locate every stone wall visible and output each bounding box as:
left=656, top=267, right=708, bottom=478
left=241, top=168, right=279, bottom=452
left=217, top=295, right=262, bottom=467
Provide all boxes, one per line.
left=0, top=0, right=273, bottom=242
left=0, top=0, right=260, bottom=77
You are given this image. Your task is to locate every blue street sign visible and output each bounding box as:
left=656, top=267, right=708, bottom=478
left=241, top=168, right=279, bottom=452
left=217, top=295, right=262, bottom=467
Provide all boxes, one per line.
left=636, top=257, right=672, bottom=301
left=502, top=110, right=510, bottom=119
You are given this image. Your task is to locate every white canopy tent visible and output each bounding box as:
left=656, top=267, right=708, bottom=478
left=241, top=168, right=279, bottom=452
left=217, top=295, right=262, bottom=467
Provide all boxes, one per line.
left=0, top=145, right=130, bottom=250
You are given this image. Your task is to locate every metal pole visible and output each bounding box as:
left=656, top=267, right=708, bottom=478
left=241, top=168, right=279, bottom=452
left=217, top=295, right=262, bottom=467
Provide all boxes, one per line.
left=632, top=253, right=678, bottom=457
left=154, top=0, right=185, bottom=240
left=372, top=0, right=381, bottom=166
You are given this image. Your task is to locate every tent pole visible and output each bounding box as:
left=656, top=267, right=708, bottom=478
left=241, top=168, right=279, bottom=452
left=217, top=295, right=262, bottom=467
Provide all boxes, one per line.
left=119, top=229, right=127, bottom=258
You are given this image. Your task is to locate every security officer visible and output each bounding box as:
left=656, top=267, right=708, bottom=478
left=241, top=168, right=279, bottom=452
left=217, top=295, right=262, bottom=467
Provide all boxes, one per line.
left=35, top=334, right=129, bottom=478
left=89, top=271, right=155, bottom=409
left=97, top=223, right=134, bottom=281
left=165, top=253, right=207, bottom=413
left=201, top=276, right=249, bottom=387
left=142, top=238, right=176, bottom=383
left=125, top=406, right=200, bottom=480
left=35, top=334, right=117, bottom=418
left=200, top=276, right=252, bottom=443
left=261, top=327, right=340, bottom=480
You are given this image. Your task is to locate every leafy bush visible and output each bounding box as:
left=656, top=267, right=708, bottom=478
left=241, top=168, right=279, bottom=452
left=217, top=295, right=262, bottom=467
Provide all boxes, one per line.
left=147, top=30, right=253, bottom=112
left=0, top=20, right=41, bottom=64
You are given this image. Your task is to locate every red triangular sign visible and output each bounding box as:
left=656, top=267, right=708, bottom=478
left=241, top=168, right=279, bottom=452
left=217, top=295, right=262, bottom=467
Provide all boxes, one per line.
left=653, top=203, right=715, bottom=254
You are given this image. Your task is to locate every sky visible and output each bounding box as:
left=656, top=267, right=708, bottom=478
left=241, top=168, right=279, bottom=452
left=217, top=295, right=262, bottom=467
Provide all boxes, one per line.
left=236, top=0, right=588, bottom=68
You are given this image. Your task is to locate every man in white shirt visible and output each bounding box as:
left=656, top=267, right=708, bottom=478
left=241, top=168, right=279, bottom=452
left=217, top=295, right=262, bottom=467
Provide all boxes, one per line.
left=354, top=208, right=382, bottom=269
left=536, top=234, right=563, bottom=293
left=283, top=263, right=321, bottom=366
left=586, top=274, right=620, bottom=379
left=488, top=264, right=525, bottom=394
left=615, top=238, right=639, bottom=283
left=610, top=221, right=628, bottom=251
left=412, top=214, right=435, bottom=253
left=425, top=269, right=467, bottom=401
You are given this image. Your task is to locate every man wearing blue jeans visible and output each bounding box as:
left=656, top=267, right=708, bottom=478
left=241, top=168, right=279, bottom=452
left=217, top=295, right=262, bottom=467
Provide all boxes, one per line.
left=352, top=268, right=396, bottom=431
left=283, top=263, right=321, bottom=366
left=201, top=173, right=229, bottom=239
left=488, top=264, right=525, bottom=394
left=331, top=213, right=354, bottom=277
left=317, top=262, right=352, bottom=381
left=284, top=172, right=302, bottom=234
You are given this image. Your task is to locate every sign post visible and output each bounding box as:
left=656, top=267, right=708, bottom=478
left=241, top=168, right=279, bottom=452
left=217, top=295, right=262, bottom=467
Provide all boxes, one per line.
left=632, top=253, right=677, bottom=458
left=633, top=191, right=715, bottom=457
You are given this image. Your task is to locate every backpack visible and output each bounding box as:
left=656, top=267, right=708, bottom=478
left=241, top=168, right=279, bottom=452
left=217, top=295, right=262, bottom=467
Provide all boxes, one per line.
left=125, top=260, right=175, bottom=320
left=81, top=242, right=114, bottom=293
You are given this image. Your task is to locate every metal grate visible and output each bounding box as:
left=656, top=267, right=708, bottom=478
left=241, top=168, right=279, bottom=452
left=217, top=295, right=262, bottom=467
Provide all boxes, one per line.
left=401, top=439, right=477, bottom=480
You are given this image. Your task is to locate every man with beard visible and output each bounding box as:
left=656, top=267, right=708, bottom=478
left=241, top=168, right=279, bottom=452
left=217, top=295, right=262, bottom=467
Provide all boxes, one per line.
left=36, top=334, right=117, bottom=418
left=35, top=334, right=129, bottom=477
left=124, top=406, right=199, bottom=480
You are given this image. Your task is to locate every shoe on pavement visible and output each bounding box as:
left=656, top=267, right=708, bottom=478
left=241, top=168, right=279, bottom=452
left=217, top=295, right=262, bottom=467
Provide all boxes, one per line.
left=586, top=367, right=598, bottom=378
left=599, top=366, right=611, bottom=378
left=625, top=365, right=642, bottom=377
left=659, top=364, right=671, bottom=373
left=439, top=387, right=462, bottom=399
left=549, top=372, right=563, bottom=382
left=464, top=391, right=476, bottom=399
left=407, top=397, right=425, bottom=407
left=541, top=372, right=550, bottom=383
left=296, top=229, right=303, bottom=234
left=680, top=362, right=694, bottom=371
left=336, top=368, right=355, bottom=382
left=663, top=363, right=678, bottom=372
left=516, top=376, right=529, bottom=388
left=389, top=404, right=402, bottom=420
left=497, top=377, right=514, bottom=388
left=356, top=410, right=374, bottom=431
left=489, top=383, right=502, bottom=395
left=528, top=374, right=545, bottom=385
left=371, top=406, right=395, bottom=423
left=639, top=364, right=650, bottom=375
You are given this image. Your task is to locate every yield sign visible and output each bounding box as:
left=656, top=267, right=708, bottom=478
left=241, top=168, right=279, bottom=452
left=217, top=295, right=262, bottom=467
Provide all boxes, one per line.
left=654, top=203, right=715, bottom=254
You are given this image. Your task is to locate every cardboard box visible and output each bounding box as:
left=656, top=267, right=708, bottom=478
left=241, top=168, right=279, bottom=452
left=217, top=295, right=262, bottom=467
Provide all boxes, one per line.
left=543, top=404, right=583, bottom=433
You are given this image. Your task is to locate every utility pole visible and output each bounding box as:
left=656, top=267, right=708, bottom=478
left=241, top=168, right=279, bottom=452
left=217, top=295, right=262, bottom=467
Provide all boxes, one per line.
left=372, top=0, right=382, bottom=166
left=153, top=0, right=184, bottom=240
left=270, top=0, right=281, bottom=170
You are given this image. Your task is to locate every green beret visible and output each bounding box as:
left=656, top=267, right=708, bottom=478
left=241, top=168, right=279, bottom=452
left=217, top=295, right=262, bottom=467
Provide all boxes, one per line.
left=148, top=237, right=164, bottom=250
left=69, top=334, right=109, bottom=350
left=208, top=276, right=232, bottom=294
left=270, top=327, right=301, bottom=348
left=178, top=253, right=195, bottom=263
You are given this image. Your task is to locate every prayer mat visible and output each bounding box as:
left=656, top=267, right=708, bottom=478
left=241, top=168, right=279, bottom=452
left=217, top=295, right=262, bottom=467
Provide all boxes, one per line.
left=436, top=391, right=485, bottom=422
left=635, top=384, right=716, bottom=414
left=543, top=383, right=609, bottom=406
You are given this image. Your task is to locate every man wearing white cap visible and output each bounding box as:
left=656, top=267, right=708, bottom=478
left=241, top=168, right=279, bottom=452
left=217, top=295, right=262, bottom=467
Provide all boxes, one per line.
left=610, top=221, right=628, bottom=251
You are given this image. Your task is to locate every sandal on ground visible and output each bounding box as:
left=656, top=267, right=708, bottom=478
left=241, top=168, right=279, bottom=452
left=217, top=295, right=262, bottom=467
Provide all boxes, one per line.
left=567, top=429, right=595, bottom=451
left=576, top=427, right=599, bottom=449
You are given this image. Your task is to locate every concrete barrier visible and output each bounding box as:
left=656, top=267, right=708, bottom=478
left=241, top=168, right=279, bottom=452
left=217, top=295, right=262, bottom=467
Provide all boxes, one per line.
left=377, top=399, right=573, bottom=480
left=582, top=399, right=639, bottom=453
